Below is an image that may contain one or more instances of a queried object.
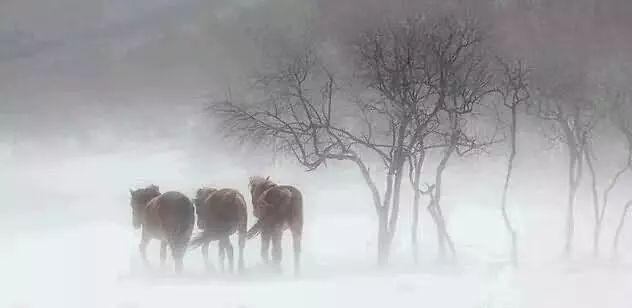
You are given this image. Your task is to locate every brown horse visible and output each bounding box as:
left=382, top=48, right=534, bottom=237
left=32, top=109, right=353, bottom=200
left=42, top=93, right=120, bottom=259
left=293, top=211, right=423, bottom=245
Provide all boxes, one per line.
left=190, top=187, right=247, bottom=273
left=129, top=185, right=194, bottom=273
left=247, top=176, right=303, bottom=275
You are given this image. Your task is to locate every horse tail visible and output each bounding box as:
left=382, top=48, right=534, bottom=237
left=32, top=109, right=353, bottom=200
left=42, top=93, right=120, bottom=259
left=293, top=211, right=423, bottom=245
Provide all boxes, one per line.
left=180, top=199, right=195, bottom=236
left=163, top=194, right=195, bottom=261
left=188, top=229, right=223, bottom=249
left=246, top=220, right=263, bottom=239
left=291, top=187, right=303, bottom=229
left=280, top=186, right=303, bottom=234
left=235, top=192, right=248, bottom=235
left=290, top=186, right=303, bottom=213
left=171, top=198, right=195, bottom=242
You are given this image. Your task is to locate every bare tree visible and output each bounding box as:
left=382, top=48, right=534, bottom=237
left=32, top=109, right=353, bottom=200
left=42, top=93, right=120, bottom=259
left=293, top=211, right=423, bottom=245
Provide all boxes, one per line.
left=353, top=17, right=441, bottom=265
left=608, top=91, right=632, bottom=256
left=613, top=201, right=632, bottom=256
left=556, top=104, right=592, bottom=259
left=212, top=23, right=436, bottom=265
left=408, top=149, right=425, bottom=264
left=422, top=110, right=495, bottom=261
left=495, top=57, right=530, bottom=266
left=211, top=39, right=398, bottom=265
left=408, top=15, right=497, bottom=261
left=538, top=69, right=632, bottom=258
left=530, top=55, right=595, bottom=258
left=584, top=92, right=632, bottom=257
left=346, top=15, right=493, bottom=264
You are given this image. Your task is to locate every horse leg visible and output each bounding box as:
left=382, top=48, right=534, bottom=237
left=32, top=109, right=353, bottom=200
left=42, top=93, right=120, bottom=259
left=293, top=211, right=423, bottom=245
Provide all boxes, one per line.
left=291, top=227, right=302, bottom=277
left=160, top=241, right=168, bottom=268
left=218, top=239, right=226, bottom=273
left=201, top=241, right=212, bottom=272
left=271, top=229, right=283, bottom=273
left=224, top=237, right=234, bottom=274
left=169, top=239, right=186, bottom=274
left=238, top=231, right=245, bottom=273
left=261, top=231, right=271, bottom=265
left=139, top=232, right=150, bottom=267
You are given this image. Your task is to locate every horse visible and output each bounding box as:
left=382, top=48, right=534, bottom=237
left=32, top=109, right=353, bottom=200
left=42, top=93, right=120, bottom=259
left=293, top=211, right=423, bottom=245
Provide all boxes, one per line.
left=190, top=187, right=247, bottom=273
left=247, top=176, right=303, bottom=275
left=129, top=185, right=195, bottom=273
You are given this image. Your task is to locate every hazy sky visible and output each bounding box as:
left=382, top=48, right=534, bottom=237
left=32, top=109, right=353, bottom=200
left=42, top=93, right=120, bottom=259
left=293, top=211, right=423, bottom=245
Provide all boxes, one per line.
left=2, top=4, right=632, bottom=308
left=2, top=0, right=631, bottom=223
left=0, top=0, right=257, bottom=147
left=2, top=0, right=631, bottom=146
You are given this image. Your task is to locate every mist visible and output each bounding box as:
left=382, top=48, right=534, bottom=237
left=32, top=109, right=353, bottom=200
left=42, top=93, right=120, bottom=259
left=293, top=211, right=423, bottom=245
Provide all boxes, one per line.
left=2, top=1, right=632, bottom=307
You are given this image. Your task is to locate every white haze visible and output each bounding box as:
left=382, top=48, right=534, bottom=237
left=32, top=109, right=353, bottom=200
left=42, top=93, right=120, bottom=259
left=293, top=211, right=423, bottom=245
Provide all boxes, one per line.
left=2, top=0, right=632, bottom=307
left=2, top=126, right=632, bottom=308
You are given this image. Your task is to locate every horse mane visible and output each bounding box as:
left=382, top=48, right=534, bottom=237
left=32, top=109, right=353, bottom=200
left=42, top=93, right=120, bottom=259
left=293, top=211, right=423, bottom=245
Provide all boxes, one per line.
left=146, top=185, right=160, bottom=194
left=195, top=187, right=217, bottom=202
left=249, top=176, right=275, bottom=191
left=131, top=185, right=161, bottom=203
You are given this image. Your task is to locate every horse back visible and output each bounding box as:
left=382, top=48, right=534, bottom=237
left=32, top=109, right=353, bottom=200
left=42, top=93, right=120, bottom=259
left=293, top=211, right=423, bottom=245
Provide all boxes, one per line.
left=258, top=185, right=302, bottom=229
left=145, top=191, right=194, bottom=240
left=281, top=185, right=303, bottom=229
left=203, top=188, right=247, bottom=236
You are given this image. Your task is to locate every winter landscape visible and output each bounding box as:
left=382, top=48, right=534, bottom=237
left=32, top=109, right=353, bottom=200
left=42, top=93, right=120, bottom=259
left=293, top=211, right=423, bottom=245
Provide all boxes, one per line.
left=2, top=1, right=632, bottom=308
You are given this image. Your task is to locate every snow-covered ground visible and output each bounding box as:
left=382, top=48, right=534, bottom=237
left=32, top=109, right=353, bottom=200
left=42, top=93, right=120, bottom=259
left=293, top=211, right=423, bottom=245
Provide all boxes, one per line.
left=2, top=148, right=632, bottom=308
left=2, top=219, right=631, bottom=308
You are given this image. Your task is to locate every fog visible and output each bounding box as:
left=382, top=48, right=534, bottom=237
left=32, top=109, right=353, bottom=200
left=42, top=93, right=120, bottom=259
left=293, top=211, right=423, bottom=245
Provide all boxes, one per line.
left=2, top=1, right=632, bottom=307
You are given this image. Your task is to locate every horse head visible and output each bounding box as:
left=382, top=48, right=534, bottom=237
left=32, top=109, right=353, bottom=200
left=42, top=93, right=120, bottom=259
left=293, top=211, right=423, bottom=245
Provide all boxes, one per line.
left=248, top=176, right=274, bottom=205
left=193, top=187, right=218, bottom=229
left=129, top=185, right=161, bottom=229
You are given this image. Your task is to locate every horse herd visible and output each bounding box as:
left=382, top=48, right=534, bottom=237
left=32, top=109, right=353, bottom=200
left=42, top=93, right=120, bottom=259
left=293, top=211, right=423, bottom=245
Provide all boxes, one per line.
left=128, top=176, right=303, bottom=275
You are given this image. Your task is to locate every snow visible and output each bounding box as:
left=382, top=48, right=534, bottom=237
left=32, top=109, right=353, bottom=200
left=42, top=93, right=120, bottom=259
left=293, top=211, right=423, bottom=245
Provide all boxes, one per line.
left=2, top=217, right=631, bottom=308
left=2, top=149, right=632, bottom=308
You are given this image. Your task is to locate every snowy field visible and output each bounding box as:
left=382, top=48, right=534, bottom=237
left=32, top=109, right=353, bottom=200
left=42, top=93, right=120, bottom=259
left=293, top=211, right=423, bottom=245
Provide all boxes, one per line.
left=2, top=1, right=631, bottom=307
left=2, top=219, right=632, bottom=308
left=2, top=148, right=632, bottom=308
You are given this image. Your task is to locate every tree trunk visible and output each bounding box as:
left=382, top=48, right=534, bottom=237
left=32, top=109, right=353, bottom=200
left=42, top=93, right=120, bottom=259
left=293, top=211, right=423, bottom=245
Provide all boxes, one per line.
left=584, top=147, right=601, bottom=257
left=501, top=106, right=519, bottom=267
left=431, top=128, right=458, bottom=261
left=348, top=156, right=392, bottom=267
left=564, top=163, right=580, bottom=258
left=411, top=151, right=425, bottom=264
left=376, top=169, right=395, bottom=267
left=427, top=200, right=446, bottom=258
left=427, top=198, right=456, bottom=261
left=376, top=119, right=409, bottom=267
left=612, top=201, right=632, bottom=257
left=593, top=135, right=632, bottom=257
left=377, top=206, right=391, bottom=267
left=561, top=119, right=583, bottom=259
left=433, top=199, right=456, bottom=260
left=388, top=160, right=405, bottom=239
